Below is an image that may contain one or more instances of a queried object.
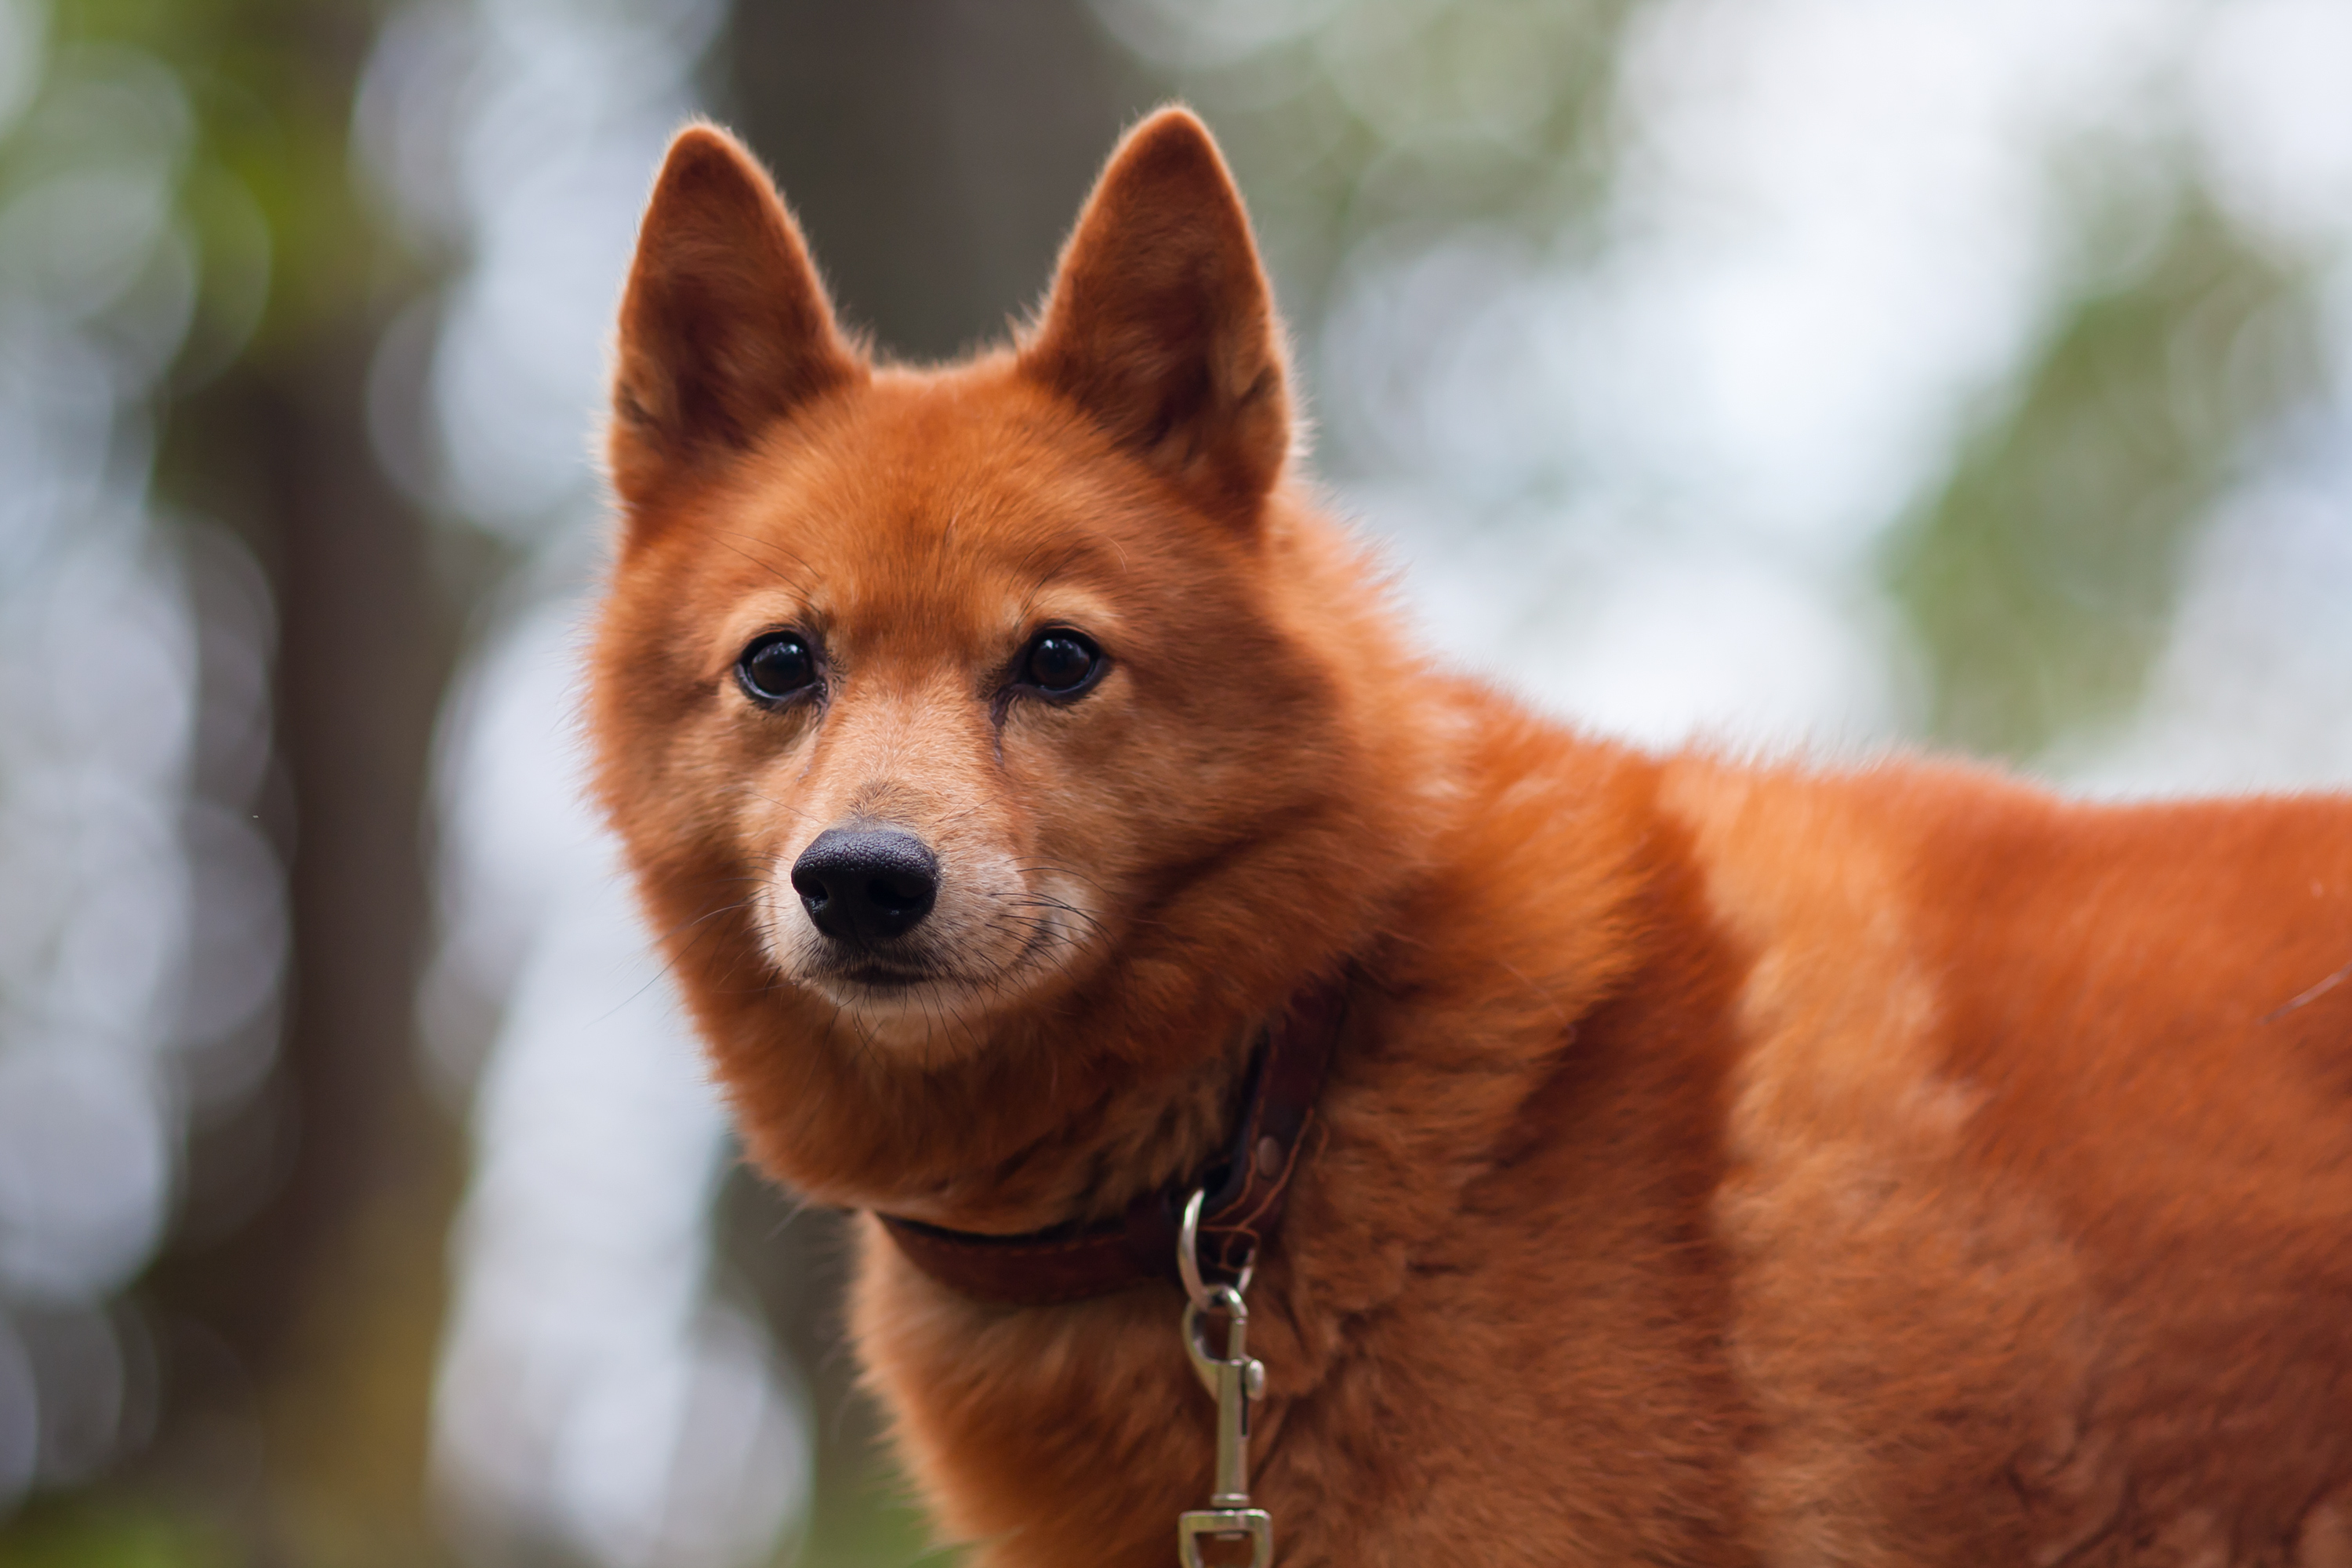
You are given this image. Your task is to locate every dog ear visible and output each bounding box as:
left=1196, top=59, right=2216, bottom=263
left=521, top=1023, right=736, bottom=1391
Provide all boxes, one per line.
left=1021, top=108, right=1292, bottom=528
left=609, top=124, right=860, bottom=520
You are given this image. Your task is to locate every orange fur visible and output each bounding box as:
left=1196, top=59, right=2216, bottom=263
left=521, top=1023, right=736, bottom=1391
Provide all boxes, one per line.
left=589, top=109, right=2352, bottom=1566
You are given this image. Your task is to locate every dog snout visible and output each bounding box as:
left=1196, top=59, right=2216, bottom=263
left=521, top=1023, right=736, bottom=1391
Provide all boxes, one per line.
left=790, top=826, right=940, bottom=946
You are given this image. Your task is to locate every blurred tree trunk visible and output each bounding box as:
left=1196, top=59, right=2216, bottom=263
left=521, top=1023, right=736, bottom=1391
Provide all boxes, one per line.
left=131, top=6, right=466, bottom=1563
left=153, top=332, right=462, bottom=1568
left=721, top=0, right=1151, bottom=361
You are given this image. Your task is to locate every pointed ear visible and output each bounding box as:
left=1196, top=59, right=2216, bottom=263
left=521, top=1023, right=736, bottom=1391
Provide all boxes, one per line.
left=1019, top=108, right=1292, bottom=526
left=609, top=125, right=860, bottom=516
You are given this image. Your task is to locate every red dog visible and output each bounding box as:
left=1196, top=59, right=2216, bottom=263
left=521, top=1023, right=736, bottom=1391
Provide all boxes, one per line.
left=590, top=106, right=2352, bottom=1566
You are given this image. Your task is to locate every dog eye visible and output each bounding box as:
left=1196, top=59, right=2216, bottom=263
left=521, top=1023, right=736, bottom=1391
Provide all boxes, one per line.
left=1021, top=630, right=1105, bottom=697
left=737, top=632, right=818, bottom=704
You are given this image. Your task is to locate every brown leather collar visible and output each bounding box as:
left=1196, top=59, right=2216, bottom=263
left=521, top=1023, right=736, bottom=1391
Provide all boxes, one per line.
left=877, top=975, right=1348, bottom=1307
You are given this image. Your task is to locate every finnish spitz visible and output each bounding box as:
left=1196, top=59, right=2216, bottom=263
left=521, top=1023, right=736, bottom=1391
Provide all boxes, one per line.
left=590, top=108, right=2352, bottom=1566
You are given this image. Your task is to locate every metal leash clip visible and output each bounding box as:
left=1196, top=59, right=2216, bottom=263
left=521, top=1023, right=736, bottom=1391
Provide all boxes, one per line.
left=1175, top=1187, right=1274, bottom=1568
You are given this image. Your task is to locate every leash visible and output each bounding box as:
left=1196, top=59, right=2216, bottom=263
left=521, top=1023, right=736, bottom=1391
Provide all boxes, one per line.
left=1176, top=1185, right=1273, bottom=1566
left=873, top=975, right=1347, bottom=1566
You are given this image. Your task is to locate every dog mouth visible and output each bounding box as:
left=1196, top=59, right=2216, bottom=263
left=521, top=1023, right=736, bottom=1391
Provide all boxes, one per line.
left=823, top=960, right=937, bottom=993
left=793, top=907, right=1062, bottom=1008
left=802, top=932, right=999, bottom=998
left=807, top=927, right=1034, bottom=993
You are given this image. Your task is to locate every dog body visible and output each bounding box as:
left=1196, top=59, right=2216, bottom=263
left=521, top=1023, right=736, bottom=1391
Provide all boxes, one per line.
left=590, top=110, right=2352, bottom=1566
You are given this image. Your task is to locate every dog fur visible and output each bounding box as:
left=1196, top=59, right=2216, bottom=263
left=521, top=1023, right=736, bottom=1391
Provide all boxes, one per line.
left=589, top=107, right=2352, bottom=1566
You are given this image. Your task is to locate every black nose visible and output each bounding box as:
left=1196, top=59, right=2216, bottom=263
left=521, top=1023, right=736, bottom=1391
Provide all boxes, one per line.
left=789, top=827, right=939, bottom=946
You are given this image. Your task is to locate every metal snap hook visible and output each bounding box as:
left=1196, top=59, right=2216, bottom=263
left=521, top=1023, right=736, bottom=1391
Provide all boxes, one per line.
left=1177, top=1185, right=1254, bottom=1309
left=1174, top=1185, right=1273, bottom=1565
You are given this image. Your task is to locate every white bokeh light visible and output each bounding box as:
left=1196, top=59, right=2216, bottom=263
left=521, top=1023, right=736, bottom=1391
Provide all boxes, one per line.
left=0, top=0, right=287, bottom=1512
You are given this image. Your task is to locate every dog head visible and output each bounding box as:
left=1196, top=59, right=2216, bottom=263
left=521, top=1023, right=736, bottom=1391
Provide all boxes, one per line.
left=590, top=110, right=1433, bottom=1208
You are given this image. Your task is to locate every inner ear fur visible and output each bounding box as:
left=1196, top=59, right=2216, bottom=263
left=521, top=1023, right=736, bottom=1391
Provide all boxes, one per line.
left=609, top=124, right=861, bottom=521
left=1020, top=107, right=1293, bottom=528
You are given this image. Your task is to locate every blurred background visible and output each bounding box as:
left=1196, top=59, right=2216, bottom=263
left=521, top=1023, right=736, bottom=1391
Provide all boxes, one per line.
left=0, top=0, right=2347, bottom=1563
